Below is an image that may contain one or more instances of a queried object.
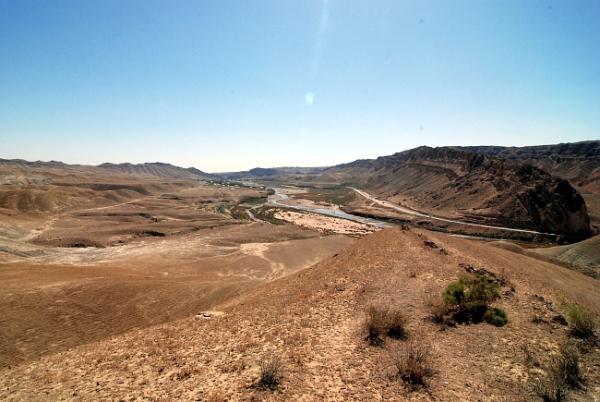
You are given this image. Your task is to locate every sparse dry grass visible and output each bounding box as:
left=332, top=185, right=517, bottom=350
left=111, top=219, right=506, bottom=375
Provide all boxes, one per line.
left=564, top=301, right=597, bottom=340
left=426, top=295, right=448, bottom=324
left=364, top=304, right=407, bottom=346
left=389, top=342, right=433, bottom=390
left=256, top=355, right=282, bottom=391
left=533, top=340, right=582, bottom=401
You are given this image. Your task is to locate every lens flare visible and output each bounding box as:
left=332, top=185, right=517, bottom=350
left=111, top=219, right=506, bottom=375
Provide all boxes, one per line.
left=305, top=92, right=315, bottom=106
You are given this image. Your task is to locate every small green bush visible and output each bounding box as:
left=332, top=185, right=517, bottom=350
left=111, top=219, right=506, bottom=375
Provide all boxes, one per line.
left=443, top=280, right=466, bottom=306
left=443, top=275, right=504, bottom=325
left=564, top=302, right=596, bottom=339
left=484, top=307, right=508, bottom=327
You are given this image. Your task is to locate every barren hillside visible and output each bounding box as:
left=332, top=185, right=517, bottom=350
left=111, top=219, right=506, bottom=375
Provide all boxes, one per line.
left=0, top=162, right=359, bottom=371
left=325, top=147, right=592, bottom=240
left=1, top=228, right=598, bottom=401
left=457, top=141, right=600, bottom=193
left=0, top=159, right=211, bottom=181
left=533, top=235, right=600, bottom=273
left=97, top=162, right=211, bottom=180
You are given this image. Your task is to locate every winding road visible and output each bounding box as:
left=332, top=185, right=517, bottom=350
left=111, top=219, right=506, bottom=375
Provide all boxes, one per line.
left=351, top=187, right=556, bottom=237
left=264, top=186, right=556, bottom=238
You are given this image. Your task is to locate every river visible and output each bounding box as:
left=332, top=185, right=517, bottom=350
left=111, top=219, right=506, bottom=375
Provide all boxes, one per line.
left=267, top=188, right=391, bottom=228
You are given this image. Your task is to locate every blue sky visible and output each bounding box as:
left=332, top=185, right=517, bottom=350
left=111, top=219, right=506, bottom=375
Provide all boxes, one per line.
left=1, top=0, right=599, bottom=171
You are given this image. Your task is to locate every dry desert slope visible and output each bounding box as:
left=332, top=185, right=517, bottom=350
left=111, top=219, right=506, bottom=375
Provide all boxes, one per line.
left=1, top=228, right=598, bottom=401
left=324, top=147, right=592, bottom=240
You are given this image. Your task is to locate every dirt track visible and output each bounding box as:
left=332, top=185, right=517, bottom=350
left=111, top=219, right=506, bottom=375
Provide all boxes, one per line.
left=352, top=187, right=556, bottom=236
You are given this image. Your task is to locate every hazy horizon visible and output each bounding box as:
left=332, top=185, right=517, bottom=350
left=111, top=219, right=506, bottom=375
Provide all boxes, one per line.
left=2, top=139, right=599, bottom=174
left=1, top=1, right=599, bottom=171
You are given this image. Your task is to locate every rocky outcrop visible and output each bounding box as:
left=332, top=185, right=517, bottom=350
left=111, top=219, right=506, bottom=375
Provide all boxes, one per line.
left=511, top=168, right=590, bottom=240
left=326, top=146, right=592, bottom=240
left=456, top=141, right=600, bottom=193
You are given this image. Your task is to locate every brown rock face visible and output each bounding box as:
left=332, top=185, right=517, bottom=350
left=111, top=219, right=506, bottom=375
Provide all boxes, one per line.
left=457, top=141, right=600, bottom=193
left=512, top=169, right=590, bottom=240
left=326, top=146, right=592, bottom=240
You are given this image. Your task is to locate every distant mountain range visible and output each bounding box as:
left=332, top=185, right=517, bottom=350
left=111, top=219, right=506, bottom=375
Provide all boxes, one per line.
left=217, top=166, right=327, bottom=180
left=97, top=162, right=210, bottom=180
left=157, top=141, right=599, bottom=240
left=2, top=140, right=598, bottom=239
left=0, top=159, right=211, bottom=180
left=218, top=141, right=600, bottom=194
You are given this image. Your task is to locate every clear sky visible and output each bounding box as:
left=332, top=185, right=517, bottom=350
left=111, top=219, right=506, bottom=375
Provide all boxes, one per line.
left=1, top=0, right=599, bottom=172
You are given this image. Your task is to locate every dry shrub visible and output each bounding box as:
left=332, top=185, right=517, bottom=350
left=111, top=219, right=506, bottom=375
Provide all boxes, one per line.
left=257, top=355, right=282, bottom=391
left=534, top=374, right=567, bottom=402
left=334, top=280, right=346, bottom=291
left=533, top=341, right=582, bottom=401
left=365, top=304, right=407, bottom=346
left=390, top=342, right=433, bottom=390
left=498, top=268, right=513, bottom=288
left=564, top=302, right=597, bottom=340
left=426, top=295, right=448, bottom=324
left=558, top=341, right=582, bottom=389
left=284, top=332, right=306, bottom=347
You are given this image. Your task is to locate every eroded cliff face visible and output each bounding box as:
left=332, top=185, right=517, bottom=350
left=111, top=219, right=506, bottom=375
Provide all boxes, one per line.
left=326, top=146, right=592, bottom=240
left=457, top=141, right=600, bottom=193
left=483, top=163, right=591, bottom=240
left=513, top=173, right=591, bottom=241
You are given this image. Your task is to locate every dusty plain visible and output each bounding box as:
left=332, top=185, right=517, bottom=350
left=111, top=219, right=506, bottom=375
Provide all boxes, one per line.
left=0, top=170, right=354, bottom=368
left=0, top=160, right=599, bottom=401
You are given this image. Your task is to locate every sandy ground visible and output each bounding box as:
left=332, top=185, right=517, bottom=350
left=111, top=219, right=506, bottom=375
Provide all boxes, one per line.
left=0, top=178, right=356, bottom=368
left=0, top=220, right=354, bottom=368
left=1, top=228, right=598, bottom=401
left=1, top=166, right=598, bottom=401
left=274, top=210, right=375, bottom=236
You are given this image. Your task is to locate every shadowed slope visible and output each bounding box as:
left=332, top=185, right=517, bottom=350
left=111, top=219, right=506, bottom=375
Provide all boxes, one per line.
left=326, top=146, right=591, bottom=240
